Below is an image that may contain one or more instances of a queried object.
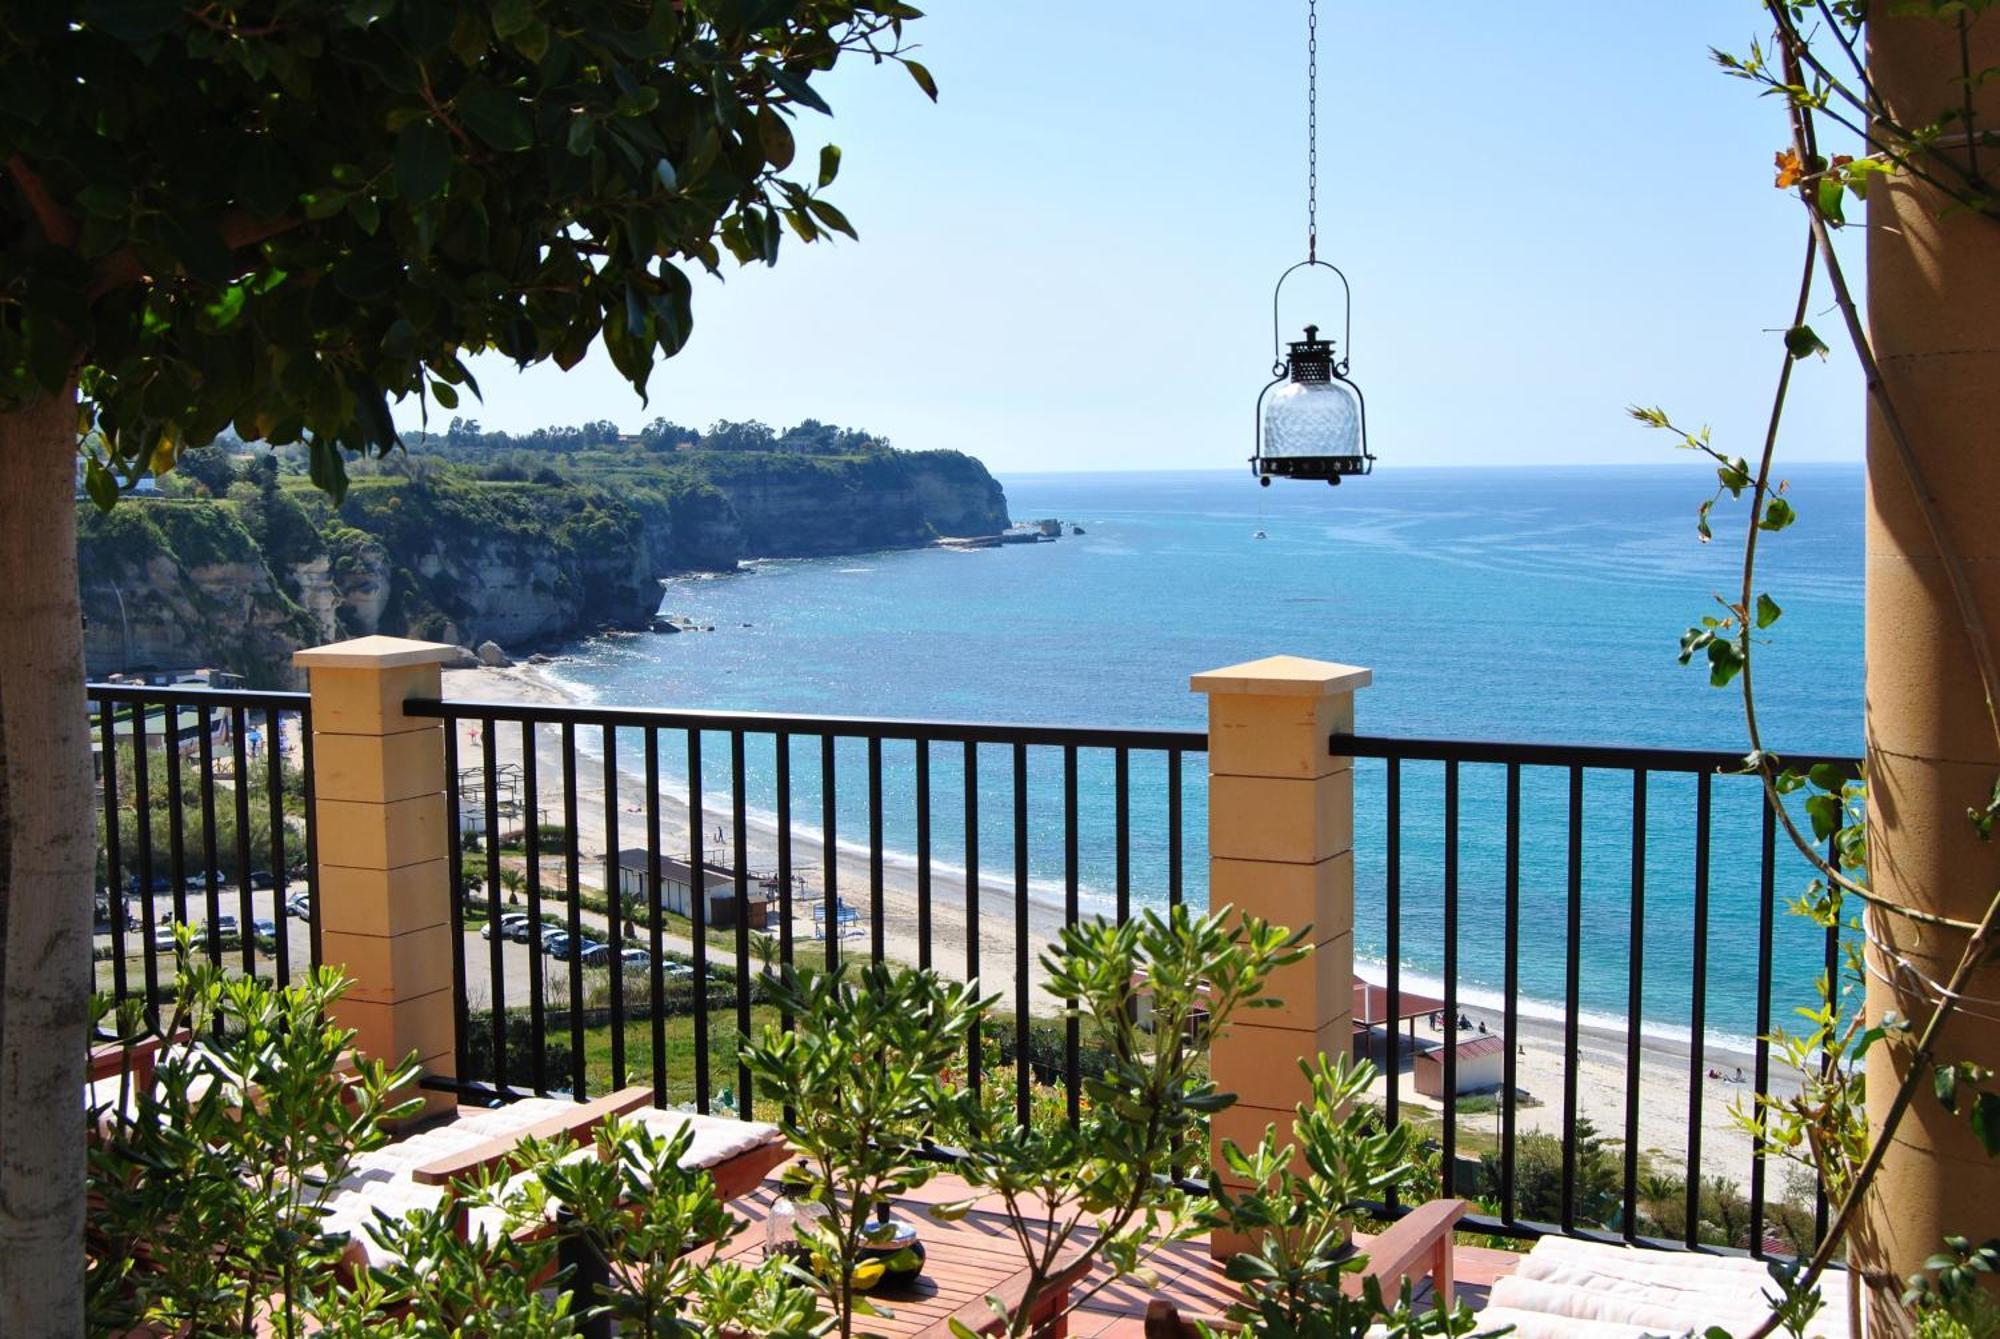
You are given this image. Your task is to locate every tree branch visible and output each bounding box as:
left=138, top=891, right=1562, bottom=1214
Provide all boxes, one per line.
left=6, top=154, right=78, bottom=248
left=85, top=212, right=302, bottom=300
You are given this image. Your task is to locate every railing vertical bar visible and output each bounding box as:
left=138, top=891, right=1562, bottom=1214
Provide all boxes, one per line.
left=646, top=729, right=667, bottom=1107
left=1063, top=744, right=1081, bottom=1129
left=562, top=724, right=586, bottom=1098
left=98, top=701, right=129, bottom=1004
left=1622, top=770, right=1647, bottom=1242
left=1562, top=764, right=1583, bottom=1234
left=1816, top=828, right=1839, bottom=1246
left=1014, top=741, right=1031, bottom=1128
left=820, top=737, right=838, bottom=970
left=1501, top=761, right=1520, bottom=1223
left=689, top=729, right=710, bottom=1113
left=522, top=723, right=547, bottom=1095
left=869, top=736, right=885, bottom=963
left=732, top=730, right=753, bottom=1118
left=264, top=707, right=290, bottom=985
left=231, top=707, right=254, bottom=977
left=776, top=732, right=795, bottom=1017
left=444, top=727, right=469, bottom=1083
left=482, top=717, right=507, bottom=1094
left=1441, top=760, right=1459, bottom=1192
left=133, top=705, right=158, bottom=1026
left=300, top=709, right=320, bottom=969
left=602, top=726, right=625, bottom=1090
left=197, top=707, right=222, bottom=965
left=965, top=741, right=981, bottom=1094
left=1750, top=801, right=1777, bottom=1256
left=1167, top=750, right=1184, bottom=909
left=1384, top=758, right=1402, bottom=1152
left=1685, top=771, right=1712, bottom=1249
left=164, top=706, right=188, bottom=928
left=1115, top=748, right=1131, bottom=925
left=917, top=741, right=932, bottom=971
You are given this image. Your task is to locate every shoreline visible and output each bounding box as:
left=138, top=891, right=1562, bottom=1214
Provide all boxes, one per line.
left=443, top=659, right=1804, bottom=1188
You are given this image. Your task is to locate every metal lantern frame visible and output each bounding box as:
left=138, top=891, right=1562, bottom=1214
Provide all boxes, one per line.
left=1251, top=258, right=1373, bottom=486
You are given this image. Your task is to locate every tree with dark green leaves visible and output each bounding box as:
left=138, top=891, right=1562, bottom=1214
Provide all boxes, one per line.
left=0, top=2, right=933, bottom=1326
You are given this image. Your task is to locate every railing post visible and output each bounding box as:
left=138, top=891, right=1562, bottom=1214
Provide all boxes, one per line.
left=294, top=635, right=460, bottom=1121
left=1193, top=654, right=1370, bottom=1260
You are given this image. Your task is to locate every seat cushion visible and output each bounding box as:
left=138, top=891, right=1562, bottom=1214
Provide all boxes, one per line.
left=1485, top=1238, right=1850, bottom=1339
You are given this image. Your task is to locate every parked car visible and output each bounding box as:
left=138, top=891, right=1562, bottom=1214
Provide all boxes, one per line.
left=285, top=892, right=311, bottom=920
left=546, top=934, right=602, bottom=963
left=212, top=914, right=240, bottom=946
left=502, top=917, right=549, bottom=945
left=484, top=913, right=530, bottom=943
left=663, top=961, right=693, bottom=979
left=618, top=948, right=651, bottom=973
left=577, top=942, right=613, bottom=968
left=252, top=918, right=277, bottom=948
left=150, top=921, right=181, bottom=954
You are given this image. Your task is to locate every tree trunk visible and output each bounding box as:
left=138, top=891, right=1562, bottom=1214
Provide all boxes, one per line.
left=0, top=380, right=90, bottom=1333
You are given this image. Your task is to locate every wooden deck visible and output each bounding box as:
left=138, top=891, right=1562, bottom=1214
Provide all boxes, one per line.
left=731, top=1172, right=1528, bottom=1336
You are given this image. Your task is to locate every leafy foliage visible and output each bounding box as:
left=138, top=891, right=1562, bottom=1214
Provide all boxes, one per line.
left=2, top=1, right=935, bottom=501
left=86, top=942, right=421, bottom=1335
left=943, top=905, right=1308, bottom=1337
left=743, top=959, right=987, bottom=1337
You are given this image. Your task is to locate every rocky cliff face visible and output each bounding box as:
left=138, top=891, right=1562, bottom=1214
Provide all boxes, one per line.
left=691, top=449, right=1010, bottom=556
left=77, top=447, right=1009, bottom=684
left=78, top=503, right=323, bottom=685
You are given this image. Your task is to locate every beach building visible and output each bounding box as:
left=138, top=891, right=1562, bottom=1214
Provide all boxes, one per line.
left=1413, top=1034, right=1507, bottom=1099
left=611, top=848, right=770, bottom=930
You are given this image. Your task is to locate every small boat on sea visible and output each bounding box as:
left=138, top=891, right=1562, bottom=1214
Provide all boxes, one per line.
left=1253, top=530, right=1268, bottom=540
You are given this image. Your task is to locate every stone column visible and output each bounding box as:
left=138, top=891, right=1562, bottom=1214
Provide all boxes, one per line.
left=1861, top=8, right=2000, bottom=1329
left=1193, top=655, right=1369, bottom=1259
left=295, top=636, right=461, bottom=1121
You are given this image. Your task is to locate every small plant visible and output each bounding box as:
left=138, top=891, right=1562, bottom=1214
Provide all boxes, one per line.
left=944, top=904, right=1308, bottom=1337
left=1209, top=1054, right=1482, bottom=1339
left=529, top=1113, right=828, bottom=1337
left=87, top=932, right=419, bottom=1336
left=743, top=959, right=988, bottom=1338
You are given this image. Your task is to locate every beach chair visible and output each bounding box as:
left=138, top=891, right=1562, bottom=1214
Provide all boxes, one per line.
left=1141, top=1199, right=1853, bottom=1339
left=318, top=1084, right=791, bottom=1268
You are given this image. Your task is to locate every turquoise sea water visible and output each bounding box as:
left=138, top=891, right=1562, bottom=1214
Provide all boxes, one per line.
left=541, top=465, right=1863, bottom=1047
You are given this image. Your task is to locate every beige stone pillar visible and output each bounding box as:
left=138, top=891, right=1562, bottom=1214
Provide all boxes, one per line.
left=1860, top=8, right=2000, bottom=1329
left=295, top=636, right=460, bottom=1121
left=1193, top=655, right=1368, bottom=1259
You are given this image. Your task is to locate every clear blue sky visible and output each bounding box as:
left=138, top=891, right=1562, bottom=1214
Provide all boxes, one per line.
left=401, top=2, right=1865, bottom=473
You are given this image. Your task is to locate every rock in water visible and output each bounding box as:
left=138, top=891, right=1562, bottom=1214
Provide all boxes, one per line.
left=477, top=640, right=511, bottom=668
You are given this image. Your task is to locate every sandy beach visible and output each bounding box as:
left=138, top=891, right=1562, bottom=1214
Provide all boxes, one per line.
left=443, top=662, right=1803, bottom=1199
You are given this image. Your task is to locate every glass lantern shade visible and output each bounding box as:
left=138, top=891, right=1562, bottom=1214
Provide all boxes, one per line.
left=1253, top=321, right=1371, bottom=485
left=1262, top=377, right=1361, bottom=461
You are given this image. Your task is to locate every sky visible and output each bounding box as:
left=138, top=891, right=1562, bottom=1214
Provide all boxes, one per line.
left=396, top=3, right=1868, bottom=474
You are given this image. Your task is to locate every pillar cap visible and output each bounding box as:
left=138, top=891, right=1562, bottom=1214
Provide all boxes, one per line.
left=1191, top=655, right=1371, bottom=698
left=294, top=636, right=461, bottom=671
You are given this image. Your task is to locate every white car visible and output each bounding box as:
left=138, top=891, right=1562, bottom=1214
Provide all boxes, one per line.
left=483, top=913, right=531, bottom=943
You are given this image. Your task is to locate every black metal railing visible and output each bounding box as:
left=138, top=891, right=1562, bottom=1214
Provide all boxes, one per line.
left=81, top=678, right=1864, bottom=1262
left=401, top=696, right=1203, bottom=1132
left=85, top=683, right=319, bottom=1021
left=1339, top=731, right=1861, bottom=1259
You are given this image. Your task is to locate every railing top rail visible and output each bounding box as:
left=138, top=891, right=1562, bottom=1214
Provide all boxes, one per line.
left=87, top=682, right=311, bottom=710
left=1334, top=731, right=1862, bottom=774
left=403, top=696, right=1210, bottom=752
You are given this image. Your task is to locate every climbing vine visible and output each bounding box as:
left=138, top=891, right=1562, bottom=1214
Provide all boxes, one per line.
left=1634, top=3, right=2000, bottom=1335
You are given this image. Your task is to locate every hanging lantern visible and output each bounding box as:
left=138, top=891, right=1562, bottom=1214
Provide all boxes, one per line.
left=1250, top=0, right=1373, bottom=487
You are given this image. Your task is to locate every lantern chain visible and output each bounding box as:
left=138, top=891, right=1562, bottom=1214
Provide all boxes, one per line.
left=1306, top=0, right=1317, bottom=264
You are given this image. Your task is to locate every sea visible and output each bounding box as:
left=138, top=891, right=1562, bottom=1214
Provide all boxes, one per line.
left=538, top=464, right=1864, bottom=1051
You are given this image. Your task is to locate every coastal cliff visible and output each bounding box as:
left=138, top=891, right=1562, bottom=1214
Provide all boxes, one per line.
left=77, top=444, right=1009, bottom=684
